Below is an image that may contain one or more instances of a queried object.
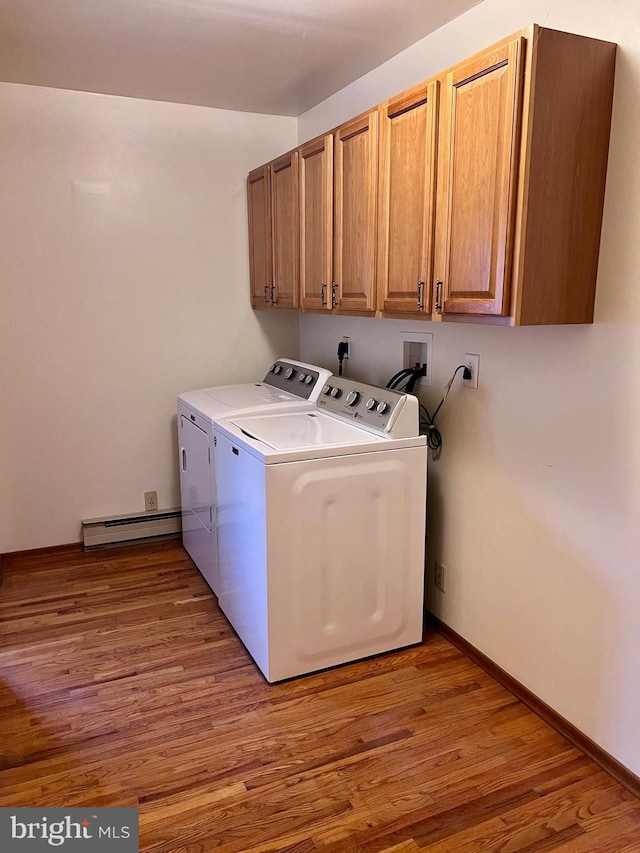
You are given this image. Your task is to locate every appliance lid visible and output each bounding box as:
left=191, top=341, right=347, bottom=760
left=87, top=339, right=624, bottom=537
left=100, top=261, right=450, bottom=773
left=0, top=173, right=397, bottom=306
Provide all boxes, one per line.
left=227, top=411, right=386, bottom=452
left=204, top=385, right=295, bottom=409
left=177, top=383, right=301, bottom=422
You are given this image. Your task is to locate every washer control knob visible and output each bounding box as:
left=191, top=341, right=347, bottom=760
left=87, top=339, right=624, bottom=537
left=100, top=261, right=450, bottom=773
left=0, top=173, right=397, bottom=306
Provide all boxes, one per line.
left=365, top=398, right=377, bottom=411
left=330, top=386, right=342, bottom=398
left=376, top=401, right=389, bottom=415
left=272, top=364, right=282, bottom=374
left=285, top=367, right=296, bottom=380
left=346, top=390, right=360, bottom=407
left=304, top=375, right=314, bottom=385
left=298, top=372, right=307, bottom=382
left=323, top=384, right=333, bottom=396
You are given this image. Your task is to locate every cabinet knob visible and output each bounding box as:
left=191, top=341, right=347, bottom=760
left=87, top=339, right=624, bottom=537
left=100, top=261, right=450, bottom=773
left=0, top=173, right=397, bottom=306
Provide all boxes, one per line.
left=270, top=284, right=276, bottom=305
left=264, top=285, right=270, bottom=304
left=331, top=282, right=339, bottom=308
left=321, top=283, right=327, bottom=307
left=417, top=280, right=425, bottom=311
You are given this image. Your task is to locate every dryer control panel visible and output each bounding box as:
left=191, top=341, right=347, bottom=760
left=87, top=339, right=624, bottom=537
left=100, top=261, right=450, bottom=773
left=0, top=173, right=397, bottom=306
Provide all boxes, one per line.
left=262, top=361, right=323, bottom=399
left=316, top=377, right=419, bottom=438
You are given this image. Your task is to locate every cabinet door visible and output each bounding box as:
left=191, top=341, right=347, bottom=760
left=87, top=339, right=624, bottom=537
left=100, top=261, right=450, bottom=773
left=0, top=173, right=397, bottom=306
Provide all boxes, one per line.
left=334, top=110, right=378, bottom=313
left=247, top=165, right=273, bottom=308
left=435, top=38, right=524, bottom=316
left=378, top=80, right=439, bottom=315
left=299, top=134, right=333, bottom=311
left=271, top=152, right=299, bottom=309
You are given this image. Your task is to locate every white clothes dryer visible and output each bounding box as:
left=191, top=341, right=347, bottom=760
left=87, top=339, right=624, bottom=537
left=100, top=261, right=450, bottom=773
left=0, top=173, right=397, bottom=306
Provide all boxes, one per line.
left=213, top=376, right=428, bottom=683
left=177, top=359, right=332, bottom=595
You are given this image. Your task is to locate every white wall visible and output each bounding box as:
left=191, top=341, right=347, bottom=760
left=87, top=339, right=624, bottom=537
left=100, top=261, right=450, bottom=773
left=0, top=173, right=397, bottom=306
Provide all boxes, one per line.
left=298, top=0, right=640, bottom=775
left=0, top=83, right=298, bottom=551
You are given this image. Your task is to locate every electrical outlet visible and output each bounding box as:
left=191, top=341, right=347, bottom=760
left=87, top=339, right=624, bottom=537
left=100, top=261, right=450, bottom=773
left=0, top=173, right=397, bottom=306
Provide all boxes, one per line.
left=342, top=336, right=350, bottom=359
left=434, top=562, right=447, bottom=593
left=144, top=491, right=158, bottom=512
left=463, top=353, right=480, bottom=389
left=401, top=332, right=433, bottom=386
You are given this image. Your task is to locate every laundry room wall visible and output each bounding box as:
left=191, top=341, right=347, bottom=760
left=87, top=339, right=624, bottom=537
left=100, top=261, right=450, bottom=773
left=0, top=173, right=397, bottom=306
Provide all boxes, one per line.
left=0, top=83, right=298, bottom=552
left=298, top=0, right=640, bottom=776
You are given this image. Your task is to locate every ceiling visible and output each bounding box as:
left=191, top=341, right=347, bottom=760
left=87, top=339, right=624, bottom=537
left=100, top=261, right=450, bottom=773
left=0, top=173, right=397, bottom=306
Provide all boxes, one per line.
left=0, top=0, right=482, bottom=116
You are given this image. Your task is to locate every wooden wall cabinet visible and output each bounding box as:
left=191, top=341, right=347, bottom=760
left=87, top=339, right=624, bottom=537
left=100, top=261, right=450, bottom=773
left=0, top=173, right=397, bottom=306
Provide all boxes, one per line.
left=271, top=151, right=299, bottom=309
left=434, top=26, right=616, bottom=325
left=248, top=152, right=299, bottom=310
left=247, top=165, right=272, bottom=308
left=249, top=25, right=616, bottom=326
left=434, top=38, right=524, bottom=318
left=299, top=111, right=378, bottom=314
left=299, top=134, right=333, bottom=311
left=377, top=79, right=439, bottom=316
left=333, top=110, right=379, bottom=314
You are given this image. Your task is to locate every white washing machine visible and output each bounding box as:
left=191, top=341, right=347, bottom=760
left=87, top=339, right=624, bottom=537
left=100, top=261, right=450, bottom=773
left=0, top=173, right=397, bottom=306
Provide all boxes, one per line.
left=177, top=359, right=332, bottom=595
left=213, top=376, right=428, bottom=683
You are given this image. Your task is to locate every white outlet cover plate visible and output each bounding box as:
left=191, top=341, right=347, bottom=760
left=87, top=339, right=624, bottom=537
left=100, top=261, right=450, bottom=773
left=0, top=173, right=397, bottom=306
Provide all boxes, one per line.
left=463, top=353, right=480, bottom=389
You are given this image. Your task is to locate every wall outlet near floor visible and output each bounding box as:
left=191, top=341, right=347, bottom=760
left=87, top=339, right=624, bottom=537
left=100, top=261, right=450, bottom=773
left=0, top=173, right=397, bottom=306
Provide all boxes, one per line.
left=144, top=490, right=158, bottom=512
left=434, top=561, right=447, bottom=593
left=463, top=353, right=480, bottom=389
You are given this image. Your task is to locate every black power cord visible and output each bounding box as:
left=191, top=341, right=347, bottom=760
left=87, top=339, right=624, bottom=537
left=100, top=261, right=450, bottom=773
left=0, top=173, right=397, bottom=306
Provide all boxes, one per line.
left=386, top=367, right=417, bottom=388
left=386, top=363, right=471, bottom=454
left=337, top=341, right=349, bottom=376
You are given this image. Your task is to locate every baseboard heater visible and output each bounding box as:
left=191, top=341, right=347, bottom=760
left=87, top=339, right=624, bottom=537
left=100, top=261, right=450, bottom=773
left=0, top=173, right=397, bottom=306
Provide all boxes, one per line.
left=82, top=508, right=182, bottom=550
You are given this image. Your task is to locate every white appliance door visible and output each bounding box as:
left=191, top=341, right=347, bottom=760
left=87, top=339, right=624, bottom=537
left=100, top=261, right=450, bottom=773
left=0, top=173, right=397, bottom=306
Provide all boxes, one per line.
left=179, top=415, right=218, bottom=593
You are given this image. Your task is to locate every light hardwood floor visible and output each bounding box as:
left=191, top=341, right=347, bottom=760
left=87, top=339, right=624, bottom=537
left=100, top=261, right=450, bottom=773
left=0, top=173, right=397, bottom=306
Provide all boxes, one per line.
left=1, top=540, right=639, bottom=852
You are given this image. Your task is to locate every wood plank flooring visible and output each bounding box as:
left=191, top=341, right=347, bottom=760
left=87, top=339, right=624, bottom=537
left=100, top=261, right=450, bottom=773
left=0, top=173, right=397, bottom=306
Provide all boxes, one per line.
left=1, top=539, right=639, bottom=852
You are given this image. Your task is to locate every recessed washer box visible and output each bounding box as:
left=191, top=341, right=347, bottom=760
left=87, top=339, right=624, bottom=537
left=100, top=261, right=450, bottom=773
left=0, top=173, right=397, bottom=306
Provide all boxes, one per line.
left=401, top=331, right=433, bottom=387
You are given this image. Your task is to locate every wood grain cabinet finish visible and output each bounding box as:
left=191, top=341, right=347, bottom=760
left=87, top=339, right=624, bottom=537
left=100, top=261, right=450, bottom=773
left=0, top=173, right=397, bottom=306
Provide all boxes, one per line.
left=271, top=151, right=299, bottom=309
left=377, top=80, right=439, bottom=315
left=333, top=109, right=379, bottom=314
left=248, top=153, right=299, bottom=310
left=299, top=113, right=378, bottom=315
left=299, top=134, right=333, bottom=311
left=247, top=165, right=272, bottom=308
left=248, top=25, right=616, bottom=325
left=435, top=38, right=524, bottom=317
left=434, top=26, right=616, bottom=324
